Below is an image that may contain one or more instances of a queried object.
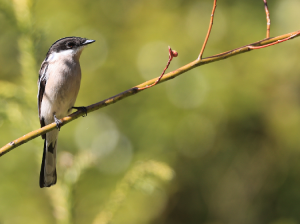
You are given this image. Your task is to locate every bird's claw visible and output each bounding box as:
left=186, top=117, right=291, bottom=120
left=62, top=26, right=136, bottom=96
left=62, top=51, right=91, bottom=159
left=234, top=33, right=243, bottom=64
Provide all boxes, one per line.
left=72, top=106, right=88, bottom=117
left=54, top=115, right=62, bottom=130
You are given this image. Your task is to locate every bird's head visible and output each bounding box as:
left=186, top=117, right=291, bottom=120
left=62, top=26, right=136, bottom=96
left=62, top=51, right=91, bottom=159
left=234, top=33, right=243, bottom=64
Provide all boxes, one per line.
left=46, top=37, right=95, bottom=61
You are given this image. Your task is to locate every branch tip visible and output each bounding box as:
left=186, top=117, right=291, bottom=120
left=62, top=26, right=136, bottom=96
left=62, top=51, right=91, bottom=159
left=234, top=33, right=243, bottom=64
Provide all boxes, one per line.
left=248, top=31, right=300, bottom=50
left=263, top=0, right=271, bottom=38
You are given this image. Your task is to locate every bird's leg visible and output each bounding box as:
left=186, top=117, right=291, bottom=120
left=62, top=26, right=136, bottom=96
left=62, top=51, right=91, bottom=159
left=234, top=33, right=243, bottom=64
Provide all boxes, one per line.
left=53, top=115, right=62, bottom=130
left=72, top=106, right=88, bottom=117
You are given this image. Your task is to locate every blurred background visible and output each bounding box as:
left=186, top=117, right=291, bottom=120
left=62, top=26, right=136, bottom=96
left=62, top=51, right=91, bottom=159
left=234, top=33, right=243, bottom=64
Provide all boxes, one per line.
left=0, top=0, right=300, bottom=223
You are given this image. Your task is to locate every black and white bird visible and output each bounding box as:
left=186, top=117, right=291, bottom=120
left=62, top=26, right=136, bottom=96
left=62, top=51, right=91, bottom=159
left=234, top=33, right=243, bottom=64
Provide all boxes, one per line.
left=38, top=37, right=95, bottom=188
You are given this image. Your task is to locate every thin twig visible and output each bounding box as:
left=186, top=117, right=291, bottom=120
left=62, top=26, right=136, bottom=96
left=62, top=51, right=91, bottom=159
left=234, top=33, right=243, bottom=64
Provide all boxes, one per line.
left=198, top=0, right=217, bottom=60
left=138, top=46, right=178, bottom=91
left=263, top=0, right=271, bottom=38
left=1, top=30, right=300, bottom=157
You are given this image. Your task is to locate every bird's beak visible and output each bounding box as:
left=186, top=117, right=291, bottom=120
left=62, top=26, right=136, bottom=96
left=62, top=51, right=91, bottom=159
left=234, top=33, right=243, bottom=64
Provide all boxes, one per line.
left=82, top=39, right=95, bottom=45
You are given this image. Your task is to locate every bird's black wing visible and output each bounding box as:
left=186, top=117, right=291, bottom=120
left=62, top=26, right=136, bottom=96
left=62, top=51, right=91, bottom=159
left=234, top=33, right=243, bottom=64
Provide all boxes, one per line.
left=38, top=60, right=48, bottom=136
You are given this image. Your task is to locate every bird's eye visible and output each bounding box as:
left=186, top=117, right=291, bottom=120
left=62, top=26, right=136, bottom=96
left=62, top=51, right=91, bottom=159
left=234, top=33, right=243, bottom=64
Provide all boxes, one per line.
left=67, top=42, right=75, bottom=48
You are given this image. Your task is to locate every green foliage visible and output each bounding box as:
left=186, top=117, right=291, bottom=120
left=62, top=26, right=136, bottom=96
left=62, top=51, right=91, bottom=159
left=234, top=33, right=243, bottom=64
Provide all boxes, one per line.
left=1, top=0, right=300, bottom=224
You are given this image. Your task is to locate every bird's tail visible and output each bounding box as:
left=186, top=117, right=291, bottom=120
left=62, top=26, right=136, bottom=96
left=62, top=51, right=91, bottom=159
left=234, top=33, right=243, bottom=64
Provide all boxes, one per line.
left=39, top=139, right=57, bottom=188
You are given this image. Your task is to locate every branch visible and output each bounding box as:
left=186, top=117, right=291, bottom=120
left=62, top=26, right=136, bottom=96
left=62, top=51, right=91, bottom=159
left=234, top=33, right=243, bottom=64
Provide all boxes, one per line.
left=1, top=30, right=299, bottom=157
left=263, top=0, right=271, bottom=38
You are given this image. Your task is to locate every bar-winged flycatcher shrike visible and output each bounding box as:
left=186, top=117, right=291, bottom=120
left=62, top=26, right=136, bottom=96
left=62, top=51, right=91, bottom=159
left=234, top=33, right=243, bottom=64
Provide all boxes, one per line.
left=38, top=37, right=95, bottom=188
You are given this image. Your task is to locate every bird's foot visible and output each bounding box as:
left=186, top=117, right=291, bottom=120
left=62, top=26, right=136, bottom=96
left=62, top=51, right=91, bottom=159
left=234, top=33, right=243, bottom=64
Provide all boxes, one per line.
left=72, top=106, right=88, bottom=117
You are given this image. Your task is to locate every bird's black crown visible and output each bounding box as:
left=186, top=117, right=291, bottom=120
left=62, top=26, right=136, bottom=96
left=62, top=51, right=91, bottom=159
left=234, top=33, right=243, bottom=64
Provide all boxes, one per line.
left=46, top=37, right=92, bottom=58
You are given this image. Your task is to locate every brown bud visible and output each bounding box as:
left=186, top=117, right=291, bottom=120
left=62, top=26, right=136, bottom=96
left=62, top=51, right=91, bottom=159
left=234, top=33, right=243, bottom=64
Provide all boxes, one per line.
left=172, top=50, right=178, bottom=57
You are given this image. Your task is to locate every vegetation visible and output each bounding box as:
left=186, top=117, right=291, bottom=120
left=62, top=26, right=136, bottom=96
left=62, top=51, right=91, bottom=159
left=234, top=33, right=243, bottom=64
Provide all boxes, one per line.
left=0, top=0, right=300, bottom=223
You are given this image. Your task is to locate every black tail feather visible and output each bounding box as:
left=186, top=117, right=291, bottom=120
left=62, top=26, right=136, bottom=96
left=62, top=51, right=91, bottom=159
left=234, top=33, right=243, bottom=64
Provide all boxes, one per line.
left=39, top=140, right=57, bottom=188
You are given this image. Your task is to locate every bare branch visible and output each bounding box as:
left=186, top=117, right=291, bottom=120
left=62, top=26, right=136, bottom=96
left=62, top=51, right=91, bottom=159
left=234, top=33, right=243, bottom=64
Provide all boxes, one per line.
left=1, top=30, right=300, bottom=157
left=198, top=0, right=217, bottom=60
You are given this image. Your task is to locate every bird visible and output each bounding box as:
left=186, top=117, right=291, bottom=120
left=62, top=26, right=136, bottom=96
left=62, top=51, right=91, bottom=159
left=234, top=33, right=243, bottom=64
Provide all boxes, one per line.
left=37, top=37, right=95, bottom=188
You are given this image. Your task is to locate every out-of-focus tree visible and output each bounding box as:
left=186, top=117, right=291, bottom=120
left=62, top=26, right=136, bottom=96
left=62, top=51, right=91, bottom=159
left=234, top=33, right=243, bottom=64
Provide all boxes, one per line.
left=1, top=0, right=300, bottom=224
